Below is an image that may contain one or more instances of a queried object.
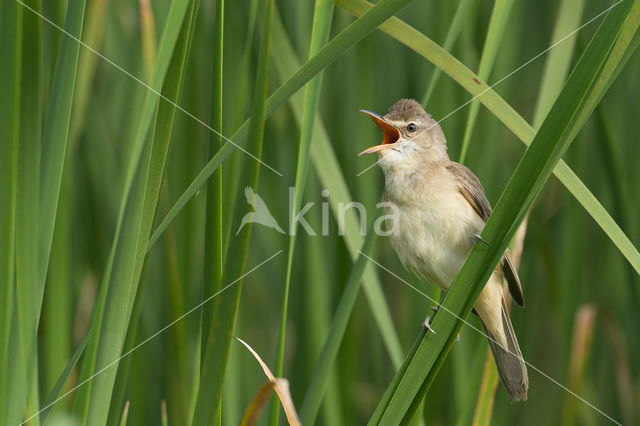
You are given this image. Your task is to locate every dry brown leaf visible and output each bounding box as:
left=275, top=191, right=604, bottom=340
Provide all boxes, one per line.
left=119, top=401, right=130, bottom=426
left=235, top=337, right=301, bottom=426
left=567, top=304, right=596, bottom=390
left=240, top=381, right=276, bottom=426
left=562, top=304, right=596, bottom=424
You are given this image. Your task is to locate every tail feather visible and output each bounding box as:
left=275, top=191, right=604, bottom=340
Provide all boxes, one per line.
left=482, top=300, right=529, bottom=401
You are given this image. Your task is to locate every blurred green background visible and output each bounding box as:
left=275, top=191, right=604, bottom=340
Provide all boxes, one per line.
left=1, top=0, right=639, bottom=425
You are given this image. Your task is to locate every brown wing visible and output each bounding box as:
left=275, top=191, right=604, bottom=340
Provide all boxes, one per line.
left=446, top=163, right=525, bottom=307
left=446, top=163, right=491, bottom=221
left=502, top=249, right=525, bottom=307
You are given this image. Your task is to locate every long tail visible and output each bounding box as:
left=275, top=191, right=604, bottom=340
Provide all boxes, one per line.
left=481, top=300, right=529, bottom=401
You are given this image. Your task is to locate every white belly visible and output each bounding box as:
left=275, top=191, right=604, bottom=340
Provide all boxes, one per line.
left=382, top=166, right=508, bottom=347
left=388, top=188, right=484, bottom=289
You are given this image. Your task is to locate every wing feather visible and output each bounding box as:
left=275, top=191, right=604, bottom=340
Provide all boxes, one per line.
left=446, top=163, right=525, bottom=307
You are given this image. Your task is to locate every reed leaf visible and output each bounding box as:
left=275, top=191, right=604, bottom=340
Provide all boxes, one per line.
left=201, top=0, right=225, bottom=370
left=471, top=0, right=586, bottom=420
left=36, top=0, right=86, bottom=295
left=16, top=0, right=43, bottom=419
left=0, top=0, right=23, bottom=420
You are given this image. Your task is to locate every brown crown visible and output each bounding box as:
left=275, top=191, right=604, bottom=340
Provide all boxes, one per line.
left=385, top=98, right=431, bottom=122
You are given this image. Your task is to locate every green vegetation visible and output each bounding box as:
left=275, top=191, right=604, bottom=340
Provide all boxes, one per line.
left=1, top=0, right=639, bottom=425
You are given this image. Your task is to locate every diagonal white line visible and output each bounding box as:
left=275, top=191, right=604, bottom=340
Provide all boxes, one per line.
left=357, top=158, right=382, bottom=176
left=20, top=250, right=283, bottom=425
left=14, top=0, right=284, bottom=177
left=358, top=251, right=622, bottom=426
left=357, top=0, right=623, bottom=177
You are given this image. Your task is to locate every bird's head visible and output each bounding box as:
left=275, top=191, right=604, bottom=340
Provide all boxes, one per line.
left=359, top=99, right=448, bottom=171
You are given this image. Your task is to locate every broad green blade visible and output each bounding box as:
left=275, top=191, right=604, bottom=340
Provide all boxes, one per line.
left=201, top=0, right=225, bottom=370
left=0, top=0, right=23, bottom=420
left=106, top=263, right=147, bottom=426
left=4, top=318, right=28, bottom=423
left=37, top=0, right=87, bottom=293
left=470, top=0, right=586, bottom=420
left=16, top=0, right=43, bottom=421
left=17, top=0, right=87, bottom=420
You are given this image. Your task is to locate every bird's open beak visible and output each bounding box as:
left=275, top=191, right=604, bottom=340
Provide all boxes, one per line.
left=358, top=110, right=401, bottom=156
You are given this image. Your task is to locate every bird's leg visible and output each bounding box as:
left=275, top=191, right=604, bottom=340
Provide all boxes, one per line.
left=422, top=304, right=462, bottom=341
left=422, top=305, right=440, bottom=334
left=422, top=314, right=436, bottom=334
left=471, top=231, right=489, bottom=246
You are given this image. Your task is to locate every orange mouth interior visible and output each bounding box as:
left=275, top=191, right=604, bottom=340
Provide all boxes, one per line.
left=359, top=110, right=400, bottom=155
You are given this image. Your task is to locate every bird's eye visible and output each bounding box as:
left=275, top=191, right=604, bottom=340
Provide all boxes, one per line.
left=407, top=123, right=417, bottom=132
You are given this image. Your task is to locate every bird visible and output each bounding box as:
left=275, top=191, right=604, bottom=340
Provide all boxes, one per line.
left=236, top=186, right=285, bottom=235
left=359, top=98, right=528, bottom=401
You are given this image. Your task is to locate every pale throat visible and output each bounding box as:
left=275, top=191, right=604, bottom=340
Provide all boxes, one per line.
left=380, top=151, right=448, bottom=204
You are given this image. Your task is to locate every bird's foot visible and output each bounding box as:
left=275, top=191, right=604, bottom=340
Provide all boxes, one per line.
left=422, top=315, right=437, bottom=334
left=471, top=232, right=489, bottom=246
left=424, top=305, right=462, bottom=341
left=422, top=306, right=440, bottom=334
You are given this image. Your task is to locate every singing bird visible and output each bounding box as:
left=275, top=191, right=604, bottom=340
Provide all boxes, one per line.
left=360, top=99, right=528, bottom=401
